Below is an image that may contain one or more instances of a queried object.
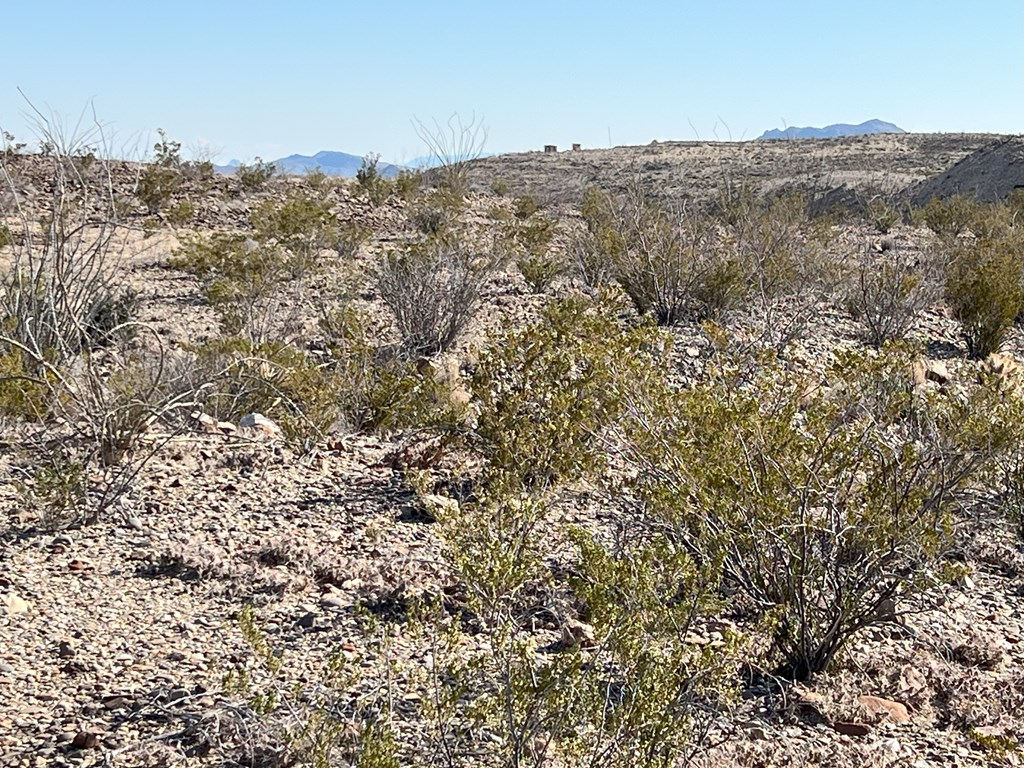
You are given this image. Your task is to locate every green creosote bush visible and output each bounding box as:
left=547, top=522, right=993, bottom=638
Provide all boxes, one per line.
left=191, top=312, right=460, bottom=446
left=137, top=129, right=183, bottom=214
left=912, top=195, right=986, bottom=237
left=489, top=177, right=510, bottom=197
left=190, top=338, right=348, bottom=446
left=945, top=234, right=1024, bottom=358
left=304, top=167, right=329, bottom=191
left=569, top=186, right=622, bottom=291
left=170, top=233, right=296, bottom=341
left=844, top=246, right=939, bottom=347
left=407, top=190, right=464, bottom=237
left=512, top=194, right=541, bottom=220
left=319, top=303, right=466, bottom=433
left=224, top=605, right=402, bottom=768
left=251, top=190, right=339, bottom=272
left=471, top=294, right=665, bottom=493
left=356, top=153, right=393, bottom=206
left=237, top=157, right=276, bottom=191
left=393, top=169, right=423, bottom=202
left=413, top=300, right=734, bottom=766
left=865, top=195, right=902, bottom=234
left=505, top=215, right=564, bottom=293
left=610, top=192, right=740, bottom=325
left=619, top=342, right=1021, bottom=680
left=377, top=232, right=500, bottom=358
left=165, top=199, right=195, bottom=226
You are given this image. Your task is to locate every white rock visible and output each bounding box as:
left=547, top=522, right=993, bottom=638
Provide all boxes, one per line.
left=2, top=593, right=30, bottom=616
left=238, top=412, right=282, bottom=436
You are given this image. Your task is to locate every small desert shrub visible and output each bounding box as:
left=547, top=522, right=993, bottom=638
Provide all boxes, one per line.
left=723, top=189, right=829, bottom=346
left=191, top=338, right=345, bottom=445
left=489, top=177, right=510, bottom=196
left=304, top=167, right=328, bottom=191
left=568, top=187, right=623, bottom=290
left=377, top=232, right=500, bottom=357
left=137, top=166, right=181, bottom=214
left=319, top=304, right=464, bottom=433
left=15, top=447, right=89, bottom=530
left=170, top=234, right=301, bottom=341
left=224, top=605, right=403, bottom=767
left=82, top=286, right=140, bottom=348
left=237, top=157, right=276, bottom=191
left=912, top=195, right=991, bottom=237
left=0, top=224, right=12, bottom=248
left=512, top=194, right=541, bottom=220
left=0, top=347, right=55, bottom=420
left=945, top=236, right=1024, bottom=358
left=356, top=154, right=393, bottom=206
left=165, top=199, right=195, bottom=226
left=504, top=215, right=563, bottom=293
left=136, top=130, right=183, bottom=214
left=844, top=247, right=939, bottom=347
left=471, top=295, right=665, bottom=492
left=251, top=191, right=338, bottom=272
left=393, top=169, right=422, bottom=201
left=865, top=195, right=902, bottom=234
left=620, top=343, right=1018, bottom=680
left=611, top=193, right=739, bottom=325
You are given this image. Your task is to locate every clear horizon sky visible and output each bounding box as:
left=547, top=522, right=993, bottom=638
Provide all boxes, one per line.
left=1, top=0, right=1021, bottom=164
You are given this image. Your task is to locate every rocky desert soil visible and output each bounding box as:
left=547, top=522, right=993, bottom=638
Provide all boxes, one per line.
left=2, top=133, right=1024, bottom=767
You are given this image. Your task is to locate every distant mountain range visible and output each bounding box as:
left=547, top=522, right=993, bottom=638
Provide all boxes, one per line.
left=216, top=151, right=402, bottom=178
left=759, top=119, right=905, bottom=140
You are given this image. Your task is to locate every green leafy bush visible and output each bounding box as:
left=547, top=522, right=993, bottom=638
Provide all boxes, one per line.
left=170, top=234, right=293, bottom=340
left=137, top=129, right=183, bottom=213
left=237, top=157, right=276, bottom=191
left=865, top=195, right=902, bottom=234
left=355, top=154, right=393, bottom=205
left=945, top=235, right=1024, bottom=358
left=911, top=195, right=1011, bottom=238
left=619, top=343, right=1017, bottom=679
left=471, top=295, right=664, bottom=492
left=251, top=191, right=338, bottom=272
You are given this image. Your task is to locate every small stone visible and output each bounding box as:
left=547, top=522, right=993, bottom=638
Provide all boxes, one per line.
left=238, top=412, right=282, bottom=437
left=71, top=731, right=99, bottom=749
left=925, top=360, right=950, bottom=385
left=561, top=619, right=597, bottom=649
left=296, top=612, right=317, bottom=629
left=320, top=595, right=347, bottom=610
left=833, top=721, right=872, bottom=737
left=857, top=694, right=911, bottom=724
left=2, top=593, right=30, bottom=615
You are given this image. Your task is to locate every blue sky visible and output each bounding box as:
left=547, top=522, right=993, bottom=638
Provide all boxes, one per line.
left=1, top=0, right=1020, bottom=163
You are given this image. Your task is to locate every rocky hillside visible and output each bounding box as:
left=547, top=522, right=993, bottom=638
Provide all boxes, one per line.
left=1, top=139, right=1024, bottom=768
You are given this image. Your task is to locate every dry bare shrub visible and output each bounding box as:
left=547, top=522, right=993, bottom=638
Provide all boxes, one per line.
left=377, top=232, right=500, bottom=357
left=843, top=245, right=941, bottom=347
left=605, top=185, right=737, bottom=325
left=412, top=112, right=487, bottom=197
left=719, top=188, right=833, bottom=349
left=1, top=113, right=196, bottom=527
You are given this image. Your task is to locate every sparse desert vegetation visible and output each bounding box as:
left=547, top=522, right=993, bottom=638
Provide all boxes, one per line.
left=3, top=122, right=1024, bottom=768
